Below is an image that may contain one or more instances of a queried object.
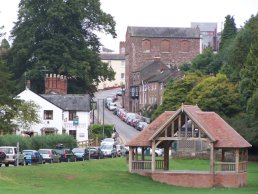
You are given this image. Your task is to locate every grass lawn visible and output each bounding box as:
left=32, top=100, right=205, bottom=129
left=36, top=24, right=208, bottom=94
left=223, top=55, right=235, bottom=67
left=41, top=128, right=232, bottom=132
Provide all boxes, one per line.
left=0, top=158, right=257, bottom=194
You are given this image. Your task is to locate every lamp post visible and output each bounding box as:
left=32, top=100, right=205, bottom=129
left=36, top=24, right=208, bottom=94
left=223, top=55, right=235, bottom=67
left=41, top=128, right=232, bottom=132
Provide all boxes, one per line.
left=90, top=99, right=97, bottom=124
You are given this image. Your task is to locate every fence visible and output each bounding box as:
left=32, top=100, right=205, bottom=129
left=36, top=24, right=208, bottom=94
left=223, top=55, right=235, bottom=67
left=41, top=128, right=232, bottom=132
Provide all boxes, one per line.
left=132, top=160, right=164, bottom=170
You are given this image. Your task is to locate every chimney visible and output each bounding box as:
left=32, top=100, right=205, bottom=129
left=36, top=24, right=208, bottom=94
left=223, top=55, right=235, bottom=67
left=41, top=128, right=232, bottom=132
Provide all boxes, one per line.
left=26, top=80, right=31, bottom=89
left=119, top=41, right=125, bottom=54
left=45, top=74, right=67, bottom=95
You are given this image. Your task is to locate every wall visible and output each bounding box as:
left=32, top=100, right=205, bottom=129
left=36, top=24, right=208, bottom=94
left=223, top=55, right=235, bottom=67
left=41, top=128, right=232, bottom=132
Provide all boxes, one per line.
left=125, top=33, right=200, bottom=111
left=135, top=171, right=247, bottom=188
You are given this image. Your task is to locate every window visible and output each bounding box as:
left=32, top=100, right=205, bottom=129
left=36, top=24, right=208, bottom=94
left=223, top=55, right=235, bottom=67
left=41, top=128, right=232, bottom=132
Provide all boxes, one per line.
left=69, top=111, right=77, bottom=121
left=160, top=40, right=170, bottom=52
left=142, top=39, right=151, bottom=53
left=181, top=40, right=190, bottom=52
left=121, top=73, right=124, bottom=79
left=44, top=110, right=53, bottom=120
left=69, top=130, right=76, bottom=139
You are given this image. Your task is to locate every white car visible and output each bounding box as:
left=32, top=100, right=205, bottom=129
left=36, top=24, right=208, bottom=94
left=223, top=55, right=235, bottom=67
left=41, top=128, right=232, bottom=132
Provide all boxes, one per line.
left=108, top=102, right=117, bottom=111
left=136, top=147, right=163, bottom=156
left=100, top=138, right=117, bottom=146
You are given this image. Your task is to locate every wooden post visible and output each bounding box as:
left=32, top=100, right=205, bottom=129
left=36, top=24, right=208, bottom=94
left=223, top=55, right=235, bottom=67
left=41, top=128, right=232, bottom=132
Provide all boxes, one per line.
left=164, top=145, right=169, bottom=170
left=141, top=147, right=145, bottom=161
left=178, top=115, right=181, bottom=137
left=209, top=143, right=214, bottom=173
left=171, top=121, right=174, bottom=137
left=129, top=147, right=133, bottom=172
left=236, top=149, right=240, bottom=173
left=151, top=141, right=156, bottom=172
left=185, top=115, right=188, bottom=138
left=135, top=147, right=138, bottom=160
left=222, top=149, right=225, bottom=162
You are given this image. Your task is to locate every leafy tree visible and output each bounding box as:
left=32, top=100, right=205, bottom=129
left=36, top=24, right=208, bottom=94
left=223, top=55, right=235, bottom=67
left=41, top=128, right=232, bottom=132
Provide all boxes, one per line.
left=239, top=31, right=258, bottom=103
left=152, top=72, right=204, bottom=119
left=219, top=15, right=237, bottom=51
left=187, top=74, right=242, bottom=116
left=191, top=48, right=222, bottom=75
left=10, top=0, right=116, bottom=94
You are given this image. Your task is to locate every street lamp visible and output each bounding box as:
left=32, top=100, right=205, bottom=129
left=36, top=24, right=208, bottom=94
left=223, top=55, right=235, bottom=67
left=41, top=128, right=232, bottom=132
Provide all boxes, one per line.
left=90, top=99, right=97, bottom=124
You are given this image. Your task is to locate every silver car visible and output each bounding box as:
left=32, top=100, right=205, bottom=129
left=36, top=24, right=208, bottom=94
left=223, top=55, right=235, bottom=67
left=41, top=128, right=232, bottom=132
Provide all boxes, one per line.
left=38, top=149, right=61, bottom=163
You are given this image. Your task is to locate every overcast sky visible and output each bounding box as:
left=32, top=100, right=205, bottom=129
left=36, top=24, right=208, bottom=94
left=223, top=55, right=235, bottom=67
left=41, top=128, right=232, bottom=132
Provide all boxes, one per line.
left=0, top=0, right=257, bottom=52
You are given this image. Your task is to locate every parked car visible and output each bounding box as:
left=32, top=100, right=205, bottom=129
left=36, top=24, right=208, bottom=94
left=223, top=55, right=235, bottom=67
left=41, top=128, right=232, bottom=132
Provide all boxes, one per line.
left=100, top=144, right=117, bottom=158
left=38, top=149, right=61, bottom=163
left=86, top=147, right=104, bottom=159
left=124, top=112, right=136, bottom=123
left=72, top=148, right=88, bottom=161
left=22, top=150, right=44, bottom=165
left=116, top=145, right=128, bottom=157
left=55, top=148, right=76, bottom=162
left=136, top=148, right=163, bottom=156
left=0, top=146, right=26, bottom=167
left=116, top=89, right=123, bottom=96
left=108, top=102, right=117, bottom=111
left=136, top=121, right=148, bottom=131
left=105, top=97, right=113, bottom=108
left=100, top=138, right=117, bottom=146
left=130, top=118, right=141, bottom=128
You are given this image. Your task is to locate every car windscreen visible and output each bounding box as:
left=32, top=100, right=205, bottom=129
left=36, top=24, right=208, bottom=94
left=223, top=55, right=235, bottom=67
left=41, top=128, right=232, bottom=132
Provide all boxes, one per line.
left=38, top=150, right=50, bottom=154
left=101, top=145, right=113, bottom=149
left=72, top=148, right=84, bottom=153
left=23, top=151, right=34, bottom=155
left=0, top=148, right=13, bottom=154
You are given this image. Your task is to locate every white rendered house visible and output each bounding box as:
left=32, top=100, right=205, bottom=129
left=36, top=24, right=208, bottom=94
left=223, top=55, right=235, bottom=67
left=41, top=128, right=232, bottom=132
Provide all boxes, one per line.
left=16, top=74, right=91, bottom=142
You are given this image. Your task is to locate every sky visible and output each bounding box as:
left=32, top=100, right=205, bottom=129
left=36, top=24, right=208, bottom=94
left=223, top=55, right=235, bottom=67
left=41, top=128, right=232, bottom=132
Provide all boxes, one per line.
left=0, top=0, right=257, bottom=52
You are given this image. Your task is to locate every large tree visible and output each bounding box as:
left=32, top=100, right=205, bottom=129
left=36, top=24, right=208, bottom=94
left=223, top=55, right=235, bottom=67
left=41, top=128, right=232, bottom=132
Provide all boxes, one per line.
left=10, top=0, right=116, bottom=94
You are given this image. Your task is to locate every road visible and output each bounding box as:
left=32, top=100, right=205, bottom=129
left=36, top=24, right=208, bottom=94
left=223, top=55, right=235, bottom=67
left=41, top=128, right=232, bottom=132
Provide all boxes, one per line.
left=94, top=89, right=140, bottom=144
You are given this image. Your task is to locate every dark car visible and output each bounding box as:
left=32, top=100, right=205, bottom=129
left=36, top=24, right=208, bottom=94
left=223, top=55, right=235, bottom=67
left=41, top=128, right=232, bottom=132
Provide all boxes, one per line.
left=86, top=147, right=104, bottom=159
left=72, top=148, right=88, bottom=161
left=22, top=150, right=44, bottom=165
left=55, top=148, right=77, bottom=162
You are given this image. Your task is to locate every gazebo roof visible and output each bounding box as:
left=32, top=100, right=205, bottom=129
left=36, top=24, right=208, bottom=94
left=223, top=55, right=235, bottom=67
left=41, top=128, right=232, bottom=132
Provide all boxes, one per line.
left=126, top=105, right=252, bottom=148
left=126, top=111, right=176, bottom=147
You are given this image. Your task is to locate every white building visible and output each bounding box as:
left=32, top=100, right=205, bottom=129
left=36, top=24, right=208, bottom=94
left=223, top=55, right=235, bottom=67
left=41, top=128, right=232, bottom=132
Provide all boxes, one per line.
left=98, top=42, right=126, bottom=90
left=16, top=74, right=91, bottom=142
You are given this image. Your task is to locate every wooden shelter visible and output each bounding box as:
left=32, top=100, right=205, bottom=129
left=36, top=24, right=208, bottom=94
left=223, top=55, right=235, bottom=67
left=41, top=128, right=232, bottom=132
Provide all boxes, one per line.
left=126, top=105, right=251, bottom=188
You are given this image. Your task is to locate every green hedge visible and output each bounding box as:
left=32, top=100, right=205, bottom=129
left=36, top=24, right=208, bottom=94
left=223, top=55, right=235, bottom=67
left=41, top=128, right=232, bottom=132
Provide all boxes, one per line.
left=89, top=124, right=114, bottom=141
left=0, top=134, right=77, bottom=150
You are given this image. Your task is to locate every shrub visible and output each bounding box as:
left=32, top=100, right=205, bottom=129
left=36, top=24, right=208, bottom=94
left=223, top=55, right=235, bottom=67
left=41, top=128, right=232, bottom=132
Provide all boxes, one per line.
left=89, top=124, right=114, bottom=140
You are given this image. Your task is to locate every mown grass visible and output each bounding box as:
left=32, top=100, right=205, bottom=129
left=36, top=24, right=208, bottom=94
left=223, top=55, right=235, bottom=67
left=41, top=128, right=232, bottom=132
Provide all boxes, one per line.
left=0, top=158, right=257, bottom=194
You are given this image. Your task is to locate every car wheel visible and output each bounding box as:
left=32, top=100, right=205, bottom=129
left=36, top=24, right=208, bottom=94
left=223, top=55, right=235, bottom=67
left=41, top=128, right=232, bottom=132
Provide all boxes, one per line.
left=50, top=159, right=53, bottom=164
left=0, top=164, right=2, bottom=167
left=155, top=153, right=158, bottom=157
left=5, top=163, right=9, bottom=167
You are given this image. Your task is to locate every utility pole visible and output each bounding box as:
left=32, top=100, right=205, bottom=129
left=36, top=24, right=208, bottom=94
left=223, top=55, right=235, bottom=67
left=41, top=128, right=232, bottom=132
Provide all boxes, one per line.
left=102, top=99, right=105, bottom=139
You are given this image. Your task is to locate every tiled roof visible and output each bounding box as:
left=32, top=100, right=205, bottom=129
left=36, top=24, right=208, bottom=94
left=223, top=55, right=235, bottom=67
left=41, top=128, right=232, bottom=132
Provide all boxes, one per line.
left=41, top=94, right=91, bottom=111
left=126, top=111, right=176, bottom=147
left=127, top=105, right=251, bottom=148
left=127, top=26, right=200, bottom=38
left=100, top=53, right=125, bottom=60
left=183, top=105, right=251, bottom=148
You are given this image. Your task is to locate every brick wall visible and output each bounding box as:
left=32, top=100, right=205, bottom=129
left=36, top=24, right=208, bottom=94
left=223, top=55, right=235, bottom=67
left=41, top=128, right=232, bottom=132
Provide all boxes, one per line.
left=134, top=171, right=247, bottom=188
left=125, top=31, right=200, bottom=111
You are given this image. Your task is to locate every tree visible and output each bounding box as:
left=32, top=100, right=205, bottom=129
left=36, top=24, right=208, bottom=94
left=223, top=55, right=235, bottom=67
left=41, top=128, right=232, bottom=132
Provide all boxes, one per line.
left=219, top=15, right=237, bottom=51
left=10, top=0, right=116, bottom=94
left=239, top=31, right=258, bottom=103
left=191, top=48, right=222, bottom=75
left=152, top=72, right=204, bottom=119
left=187, top=74, right=242, bottom=116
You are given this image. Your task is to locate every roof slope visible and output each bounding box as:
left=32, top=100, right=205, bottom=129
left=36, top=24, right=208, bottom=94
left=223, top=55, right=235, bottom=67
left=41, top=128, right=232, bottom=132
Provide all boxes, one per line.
left=184, top=106, right=251, bottom=148
left=127, top=105, right=251, bottom=148
left=126, top=111, right=176, bottom=147
left=127, top=26, right=200, bottom=38
left=41, top=94, right=91, bottom=111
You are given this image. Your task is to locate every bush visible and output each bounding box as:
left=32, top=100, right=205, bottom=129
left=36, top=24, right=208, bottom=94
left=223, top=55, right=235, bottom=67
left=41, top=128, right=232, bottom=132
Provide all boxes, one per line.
left=89, top=124, right=114, bottom=140
left=0, top=134, right=77, bottom=150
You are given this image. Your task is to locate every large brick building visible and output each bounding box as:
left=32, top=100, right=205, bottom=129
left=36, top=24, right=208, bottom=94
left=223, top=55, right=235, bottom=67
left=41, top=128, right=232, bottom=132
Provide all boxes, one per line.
left=124, top=26, right=201, bottom=112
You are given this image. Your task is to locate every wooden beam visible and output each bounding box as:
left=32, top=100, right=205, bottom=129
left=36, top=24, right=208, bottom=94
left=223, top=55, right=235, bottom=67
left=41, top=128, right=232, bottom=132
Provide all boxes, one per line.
left=156, top=137, right=210, bottom=141
left=151, top=141, right=156, bottom=172
left=236, top=148, right=240, bottom=173
left=165, top=126, right=167, bottom=137
left=191, top=122, right=194, bottom=137
left=178, top=115, right=181, bottom=137
left=171, top=121, right=174, bottom=137
left=185, top=115, right=188, bottom=138
left=129, top=147, right=133, bottom=172
left=209, top=143, right=214, bottom=173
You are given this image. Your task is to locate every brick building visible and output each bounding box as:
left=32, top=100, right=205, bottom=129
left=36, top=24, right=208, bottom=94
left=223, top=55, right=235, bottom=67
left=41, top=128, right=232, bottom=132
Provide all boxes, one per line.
left=191, top=22, right=218, bottom=51
left=125, top=26, right=201, bottom=112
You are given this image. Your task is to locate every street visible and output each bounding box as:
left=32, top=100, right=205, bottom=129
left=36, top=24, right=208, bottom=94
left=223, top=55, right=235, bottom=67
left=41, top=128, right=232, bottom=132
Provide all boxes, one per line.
left=94, top=89, right=140, bottom=144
